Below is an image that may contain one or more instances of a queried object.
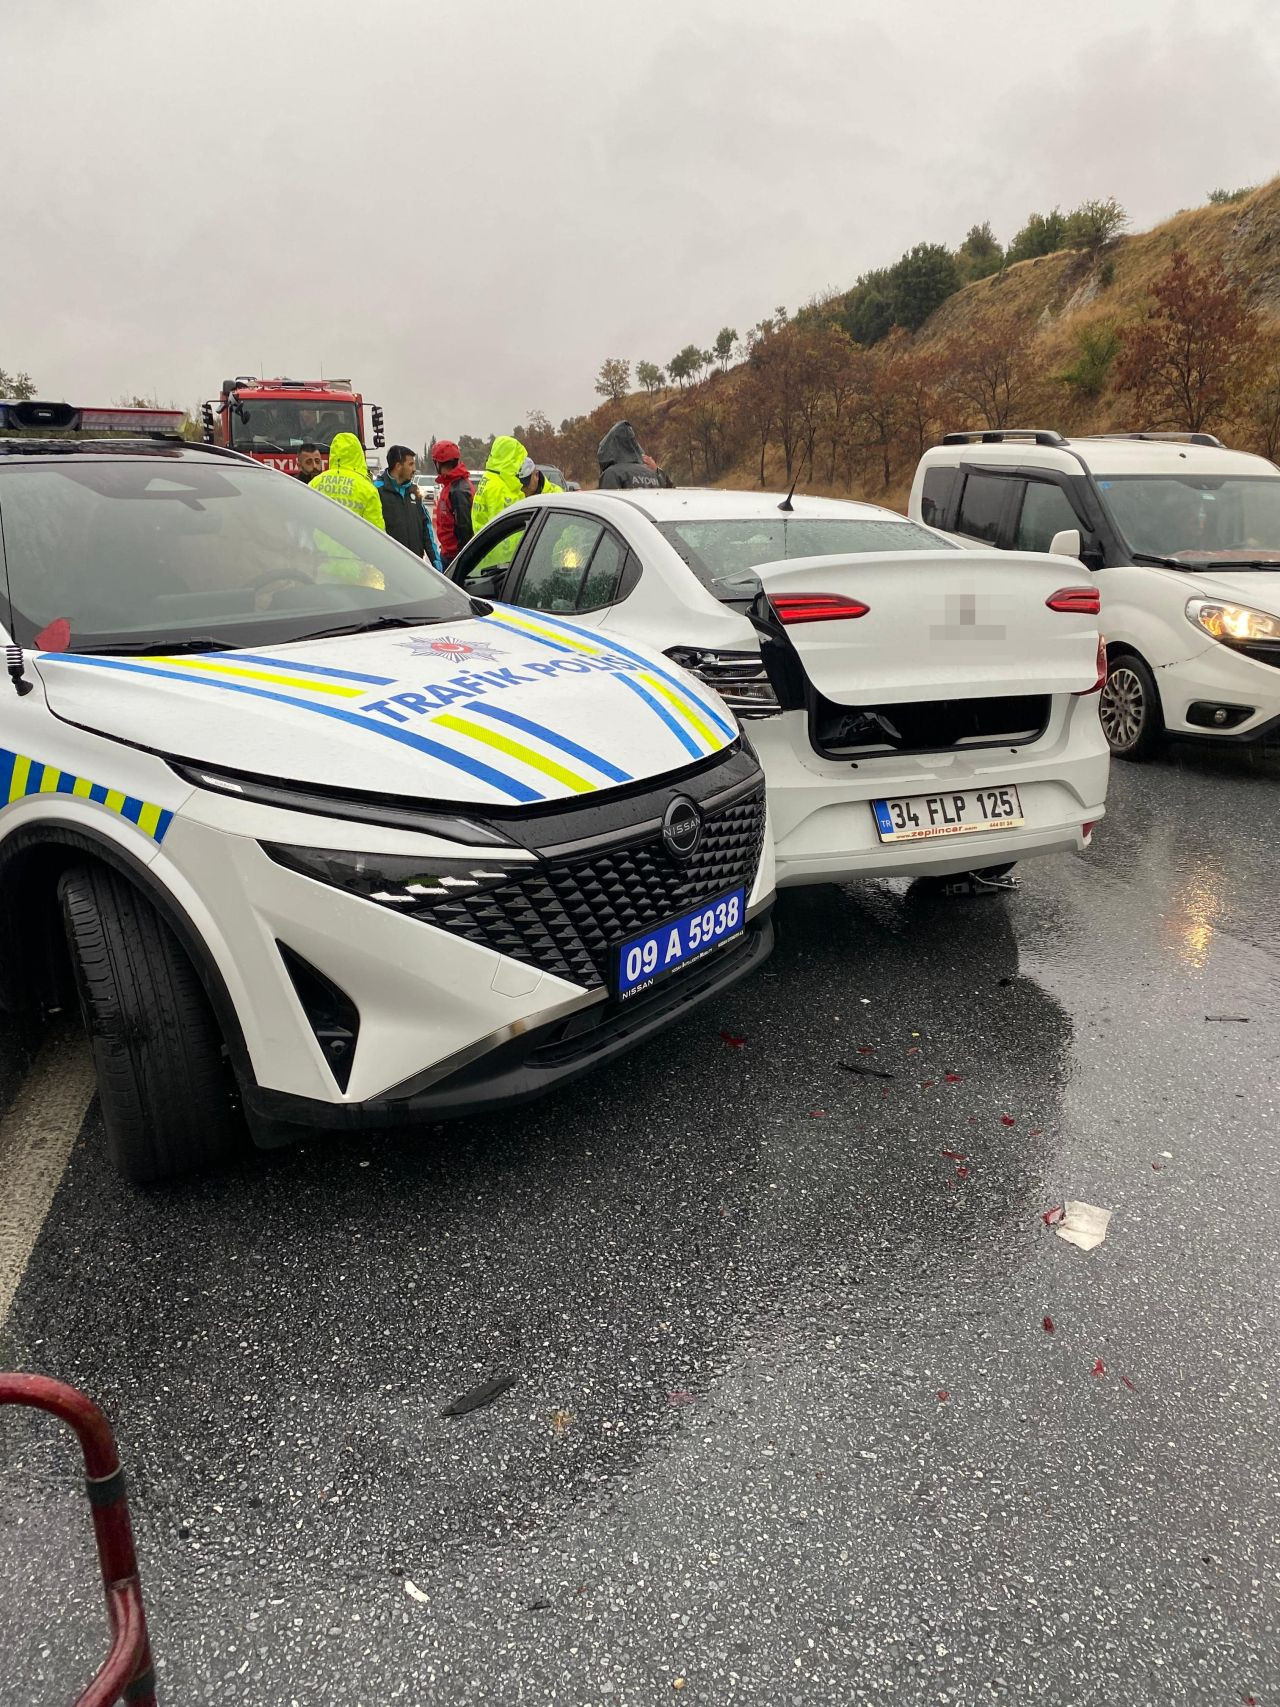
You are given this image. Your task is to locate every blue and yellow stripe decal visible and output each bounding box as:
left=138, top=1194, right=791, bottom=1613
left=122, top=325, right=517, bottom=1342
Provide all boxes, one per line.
left=38, top=653, right=545, bottom=805
left=0, top=748, right=173, bottom=843
left=484, top=606, right=736, bottom=755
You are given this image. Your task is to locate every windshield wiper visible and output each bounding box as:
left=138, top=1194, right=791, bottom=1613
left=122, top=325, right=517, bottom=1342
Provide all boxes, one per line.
left=291, top=614, right=441, bottom=641
left=1195, top=558, right=1280, bottom=571
left=78, top=637, right=239, bottom=657
left=1132, top=551, right=1197, bottom=570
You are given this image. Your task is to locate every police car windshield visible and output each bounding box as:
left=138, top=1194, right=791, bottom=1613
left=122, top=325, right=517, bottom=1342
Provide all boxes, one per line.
left=0, top=460, right=473, bottom=654
left=229, top=400, right=360, bottom=452
left=1097, top=474, right=1280, bottom=566
left=656, top=517, right=953, bottom=599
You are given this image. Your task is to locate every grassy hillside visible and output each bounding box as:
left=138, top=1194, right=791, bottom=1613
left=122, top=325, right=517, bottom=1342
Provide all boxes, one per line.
left=521, top=179, right=1280, bottom=506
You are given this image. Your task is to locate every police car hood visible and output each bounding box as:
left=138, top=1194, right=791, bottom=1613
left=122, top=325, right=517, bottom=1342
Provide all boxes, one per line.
left=34, top=607, right=737, bottom=809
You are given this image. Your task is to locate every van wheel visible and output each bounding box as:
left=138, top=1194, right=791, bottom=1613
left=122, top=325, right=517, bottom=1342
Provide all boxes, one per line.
left=58, top=865, right=243, bottom=1183
left=1100, top=653, right=1164, bottom=760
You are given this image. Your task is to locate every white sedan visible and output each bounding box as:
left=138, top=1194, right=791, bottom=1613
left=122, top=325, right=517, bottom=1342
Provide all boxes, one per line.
left=446, top=490, right=1111, bottom=888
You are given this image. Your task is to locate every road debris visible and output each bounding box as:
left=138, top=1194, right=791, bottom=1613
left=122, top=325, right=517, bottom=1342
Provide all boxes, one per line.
left=1055, top=1201, right=1112, bottom=1252
left=1092, top=1359, right=1106, bottom=1377
left=441, top=1374, right=517, bottom=1417
left=937, top=1390, right=950, bottom=1403
left=1042, top=1206, right=1064, bottom=1227
left=719, top=1030, right=745, bottom=1049
left=1042, top=1316, right=1055, bottom=1333
left=838, top=1060, right=896, bottom=1080
left=1204, top=1014, right=1249, bottom=1022
left=1000, top=1114, right=1016, bottom=1126
left=404, top=1578, right=430, bottom=1605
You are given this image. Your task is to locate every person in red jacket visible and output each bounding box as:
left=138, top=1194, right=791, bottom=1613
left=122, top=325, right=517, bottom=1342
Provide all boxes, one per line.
left=431, top=440, right=475, bottom=567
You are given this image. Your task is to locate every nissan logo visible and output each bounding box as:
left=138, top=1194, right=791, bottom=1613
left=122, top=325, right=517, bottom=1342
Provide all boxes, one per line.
left=662, top=796, right=703, bottom=862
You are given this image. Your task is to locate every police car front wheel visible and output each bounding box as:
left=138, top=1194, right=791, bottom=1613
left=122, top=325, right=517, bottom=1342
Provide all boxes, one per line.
left=58, top=865, right=245, bottom=1183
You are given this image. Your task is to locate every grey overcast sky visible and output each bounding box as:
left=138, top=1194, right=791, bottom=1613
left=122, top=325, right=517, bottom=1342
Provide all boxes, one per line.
left=3, top=0, right=1279, bottom=450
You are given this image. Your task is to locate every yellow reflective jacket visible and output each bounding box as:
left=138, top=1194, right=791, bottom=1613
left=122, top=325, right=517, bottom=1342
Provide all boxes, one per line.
left=309, top=433, right=386, bottom=531
left=470, top=436, right=528, bottom=567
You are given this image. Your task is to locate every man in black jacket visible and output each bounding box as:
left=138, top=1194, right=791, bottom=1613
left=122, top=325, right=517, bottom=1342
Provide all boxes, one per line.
left=597, top=420, right=670, bottom=490
left=375, top=446, right=442, bottom=567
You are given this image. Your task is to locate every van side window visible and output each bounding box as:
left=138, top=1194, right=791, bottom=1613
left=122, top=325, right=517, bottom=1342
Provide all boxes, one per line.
left=955, top=473, right=1011, bottom=544
left=919, top=467, right=958, bottom=529
left=1015, top=481, right=1081, bottom=553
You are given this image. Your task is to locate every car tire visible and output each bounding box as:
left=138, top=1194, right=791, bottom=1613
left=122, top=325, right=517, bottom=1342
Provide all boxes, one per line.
left=58, top=864, right=243, bottom=1184
left=1100, top=652, right=1164, bottom=761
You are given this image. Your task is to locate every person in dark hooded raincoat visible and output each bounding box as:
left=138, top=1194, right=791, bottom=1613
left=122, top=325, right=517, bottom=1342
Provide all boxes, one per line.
left=597, top=421, right=670, bottom=490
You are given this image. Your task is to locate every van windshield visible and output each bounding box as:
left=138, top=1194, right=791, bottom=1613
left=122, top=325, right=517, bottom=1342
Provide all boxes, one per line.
left=657, top=517, right=951, bottom=600
left=1097, top=474, right=1280, bottom=566
left=0, top=459, right=473, bottom=654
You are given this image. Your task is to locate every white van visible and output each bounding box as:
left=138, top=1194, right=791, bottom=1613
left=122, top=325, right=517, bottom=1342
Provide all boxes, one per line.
left=909, top=430, right=1280, bottom=758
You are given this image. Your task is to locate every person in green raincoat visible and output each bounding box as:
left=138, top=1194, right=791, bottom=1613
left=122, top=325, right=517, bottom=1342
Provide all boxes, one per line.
left=306, top=431, right=387, bottom=587
left=309, top=433, right=386, bottom=531
left=466, top=436, right=531, bottom=571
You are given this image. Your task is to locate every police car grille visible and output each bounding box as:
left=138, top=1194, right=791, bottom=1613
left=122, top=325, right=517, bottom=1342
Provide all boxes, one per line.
left=416, top=786, right=766, bottom=989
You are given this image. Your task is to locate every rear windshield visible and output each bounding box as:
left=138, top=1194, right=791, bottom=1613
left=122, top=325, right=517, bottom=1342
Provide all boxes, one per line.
left=0, top=459, right=473, bottom=653
left=656, top=517, right=951, bottom=599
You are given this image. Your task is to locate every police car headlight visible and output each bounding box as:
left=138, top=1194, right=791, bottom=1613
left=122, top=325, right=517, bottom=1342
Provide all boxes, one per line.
left=172, top=761, right=511, bottom=846
left=262, top=843, right=523, bottom=911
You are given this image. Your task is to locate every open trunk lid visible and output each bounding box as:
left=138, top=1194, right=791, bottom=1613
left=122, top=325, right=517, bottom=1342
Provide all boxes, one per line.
left=752, top=549, right=1101, bottom=705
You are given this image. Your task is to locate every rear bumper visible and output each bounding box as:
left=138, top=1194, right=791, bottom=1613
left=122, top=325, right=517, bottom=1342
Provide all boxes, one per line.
left=242, top=911, right=773, bottom=1137
left=752, top=699, right=1109, bottom=886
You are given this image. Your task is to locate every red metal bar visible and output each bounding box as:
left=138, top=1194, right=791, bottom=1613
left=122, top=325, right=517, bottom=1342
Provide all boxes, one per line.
left=0, top=1373, right=156, bottom=1706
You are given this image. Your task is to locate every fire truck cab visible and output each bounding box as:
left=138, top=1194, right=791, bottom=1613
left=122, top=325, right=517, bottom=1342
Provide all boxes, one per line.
left=202, top=376, right=384, bottom=477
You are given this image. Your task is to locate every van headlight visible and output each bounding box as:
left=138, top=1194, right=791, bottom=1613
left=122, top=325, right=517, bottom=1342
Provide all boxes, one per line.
left=1186, top=599, right=1280, bottom=644
left=665, top=647, right=780, bottom=716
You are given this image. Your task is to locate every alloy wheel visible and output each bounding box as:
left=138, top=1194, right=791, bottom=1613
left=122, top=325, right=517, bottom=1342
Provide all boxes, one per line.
left=1100, top=664, right=1145, bottom=750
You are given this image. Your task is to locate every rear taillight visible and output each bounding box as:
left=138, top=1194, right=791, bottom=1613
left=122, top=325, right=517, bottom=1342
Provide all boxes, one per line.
left=770, top=593, right=870, bottom=624
left=1047, top=586, right=1101, bottom=615
left=1076, top=634, right=1107, bottom=696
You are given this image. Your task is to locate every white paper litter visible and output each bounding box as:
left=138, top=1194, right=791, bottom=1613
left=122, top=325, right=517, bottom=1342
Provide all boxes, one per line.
left=1055, top=1200, right=1112, bottom=1252
left=403, top=1578, right=430, bottom=1605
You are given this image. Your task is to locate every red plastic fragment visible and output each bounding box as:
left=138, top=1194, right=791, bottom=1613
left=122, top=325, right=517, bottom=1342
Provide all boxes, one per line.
left=1000, top=1115, right=1016, bottom=1127
left=1029, top=1128, right=1044, bottom=1137
left=936, top=1390, right=950, bottom=1403
left=921, top=1079, right=936, bottom=1089
left=1120, top=1375, right=1136, bottom=1392
left=34, top=618, right=71, bottom=652
left=667, top=1390, right=693, bottom=1405
left=955, top=1165, right=970, bottom=1180
left=857, top=1045, right=877, bottom=1055
left=1042, top=1316, right=1055, bottom=1334
left=719, top=1031, right=745, bottom=1050
left=906, top=1047, right=921, bottom=1055
left=808, top=1109, right=826, bottom=1119
left=944, top=1073, right=963, bottom=1084
left=941, top=1148, right=967, bottom=1160
left=1092, top=1359, right=1106, bottom=1377
left=1042, top=1206, right=1064, bottom=1226
left=1152, top=1161, right=1164, bottom=1171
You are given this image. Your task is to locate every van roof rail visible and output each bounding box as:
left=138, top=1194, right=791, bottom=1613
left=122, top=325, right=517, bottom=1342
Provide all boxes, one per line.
left=940, top=429, right=1068, bottom=447
left=1076, top=431, right=1226, bottom=449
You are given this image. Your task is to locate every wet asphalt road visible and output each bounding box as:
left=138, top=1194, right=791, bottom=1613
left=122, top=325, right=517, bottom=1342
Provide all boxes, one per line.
left=1, top=748, right=1279, bottom=1705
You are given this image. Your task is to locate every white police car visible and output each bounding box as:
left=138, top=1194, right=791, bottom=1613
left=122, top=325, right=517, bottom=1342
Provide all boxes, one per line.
left=0, top=404, right=774, bottom=1181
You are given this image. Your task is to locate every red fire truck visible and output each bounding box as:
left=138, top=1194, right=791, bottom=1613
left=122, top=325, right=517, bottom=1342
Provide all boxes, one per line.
left=201, top=375, right=384, bottom=477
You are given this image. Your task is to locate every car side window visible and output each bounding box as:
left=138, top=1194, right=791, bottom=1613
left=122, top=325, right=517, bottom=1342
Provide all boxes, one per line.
left=919, top=467, right=959, bottom=529
left=517, top=513, right=608, bottom=612
left=955, top=472, right=1012, bottom=544
left=451, top=513, right=533, bottom=586
left=1015, top=481, right=1081, bottom=553
left=579, top=530, right=627, bottom=612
